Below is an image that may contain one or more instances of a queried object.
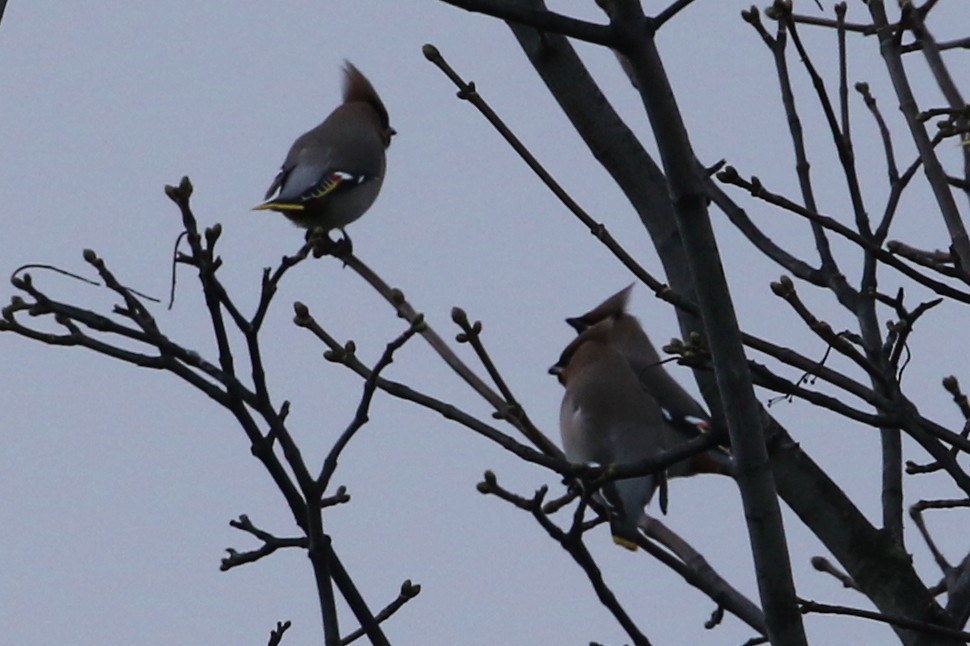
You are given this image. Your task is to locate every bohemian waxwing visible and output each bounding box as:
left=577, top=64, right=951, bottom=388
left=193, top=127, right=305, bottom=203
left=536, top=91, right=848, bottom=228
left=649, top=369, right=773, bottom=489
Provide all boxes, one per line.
left=566, top=285, right=734, bottom=478
left=550, top=318, right=669, bottom=551
left=254, top=62, right=395, bottom=238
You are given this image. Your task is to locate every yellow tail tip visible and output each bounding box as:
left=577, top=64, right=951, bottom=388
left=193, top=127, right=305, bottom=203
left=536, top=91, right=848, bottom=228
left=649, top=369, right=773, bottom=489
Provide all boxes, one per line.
left=612, top=536, right=639, bottom=552
left=252, top=202, right=305, bottom=212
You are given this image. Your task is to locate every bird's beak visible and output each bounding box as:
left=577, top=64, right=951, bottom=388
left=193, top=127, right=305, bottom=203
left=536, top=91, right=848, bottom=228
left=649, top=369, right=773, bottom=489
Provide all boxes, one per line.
left=548, top=364, right=567, bottom=386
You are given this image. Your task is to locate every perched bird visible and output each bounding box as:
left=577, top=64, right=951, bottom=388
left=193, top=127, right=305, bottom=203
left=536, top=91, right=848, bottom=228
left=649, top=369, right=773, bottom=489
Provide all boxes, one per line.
left=566, top=285, right=734, bottom=478
left=254, top=62, right=395, bottom=241
left=550, top=318, right=669, bottom=551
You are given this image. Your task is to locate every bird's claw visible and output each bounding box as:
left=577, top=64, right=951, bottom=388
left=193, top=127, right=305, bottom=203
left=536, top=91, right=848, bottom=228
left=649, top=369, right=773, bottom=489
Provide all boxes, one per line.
left=307, top=228, right=353, bottom=259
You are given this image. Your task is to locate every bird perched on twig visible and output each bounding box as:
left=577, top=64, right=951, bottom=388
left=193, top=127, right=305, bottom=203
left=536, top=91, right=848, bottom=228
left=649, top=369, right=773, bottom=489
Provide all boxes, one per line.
left=565, top=284, right=734, bottom=479
left=550, top=317, right=670, bottom=551
left=254, top=62, right=395, bottom=247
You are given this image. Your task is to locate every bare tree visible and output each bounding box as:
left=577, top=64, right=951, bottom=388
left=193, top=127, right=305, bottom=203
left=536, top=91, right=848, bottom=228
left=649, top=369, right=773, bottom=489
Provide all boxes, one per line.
left=4, top=1, right=970, bottom=644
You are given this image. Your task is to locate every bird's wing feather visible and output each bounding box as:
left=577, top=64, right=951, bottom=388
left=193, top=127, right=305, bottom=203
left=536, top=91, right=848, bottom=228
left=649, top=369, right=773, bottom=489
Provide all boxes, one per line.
left=296, top=171, right=367, bottom=203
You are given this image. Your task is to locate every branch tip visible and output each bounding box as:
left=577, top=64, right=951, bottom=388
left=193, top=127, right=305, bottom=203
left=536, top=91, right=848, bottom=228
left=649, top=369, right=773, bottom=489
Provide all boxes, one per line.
left=741, top=6, right=760, bottom=24
left=942, top=375, right=958, bottom=394
left=716, top=165, right=740, bottom=183
left=292, top=301, right=310, bottom=325
left=422, top=43, right=441, bottom=62
left=477, top=470, right=498, bottom=494
left=400, top=579, right=421, bottom=598
left=205, top=223, right=222, bottom=245
left=770, top=276, right=795, bottom=297
left=164, top=176, right=194, bottom=203
left=764, top=0, right=792, bottom=20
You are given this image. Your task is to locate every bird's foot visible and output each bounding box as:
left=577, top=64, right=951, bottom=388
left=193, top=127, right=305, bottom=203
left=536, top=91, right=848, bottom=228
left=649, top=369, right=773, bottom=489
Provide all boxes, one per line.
left=307, top=228, right=353, bottom=259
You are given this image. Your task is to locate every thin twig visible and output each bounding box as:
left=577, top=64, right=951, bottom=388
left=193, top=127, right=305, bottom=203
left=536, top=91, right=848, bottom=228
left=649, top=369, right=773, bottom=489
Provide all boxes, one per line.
left=799, top=598, right=970, bottom=641
left=423, top=43, right=687, bottom=317
left=335, top=249, right=560, bottom=457
left=653, top=0, right=696, bottom=29
left=340, top=580, right=421, bottom=645
left=810, top=556, right=860, bottom=591
left=718, top=167, right=970, bottom=304
left=222, top=515, right=308, bottom=571
left=267, top=620, right=292, bottom=646
left=435, top=0, right=614, bottom=45
left=318, top=320, right=424, bottom=489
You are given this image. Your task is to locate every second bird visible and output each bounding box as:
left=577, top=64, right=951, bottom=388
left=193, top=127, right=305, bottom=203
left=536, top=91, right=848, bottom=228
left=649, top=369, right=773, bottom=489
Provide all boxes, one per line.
left=566, top=284, right=734, bottom=479
left=551, top=317, right=669, bottom=551
left=254, top=62, right=395, bottom=238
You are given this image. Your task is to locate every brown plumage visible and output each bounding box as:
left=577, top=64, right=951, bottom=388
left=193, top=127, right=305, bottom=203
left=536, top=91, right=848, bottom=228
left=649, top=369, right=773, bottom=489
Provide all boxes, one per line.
left=552, top=318, right=669, bottom=551
left=566, top=285, right=734, bottom=478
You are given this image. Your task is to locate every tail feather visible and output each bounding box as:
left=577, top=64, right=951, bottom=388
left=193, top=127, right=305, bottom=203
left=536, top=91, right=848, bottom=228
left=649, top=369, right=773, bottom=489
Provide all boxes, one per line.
left=610, top=528, right=640, bottom=551
left=604, top=474, right=655, bottom=551
left=252, top=201, right=305, bottom=212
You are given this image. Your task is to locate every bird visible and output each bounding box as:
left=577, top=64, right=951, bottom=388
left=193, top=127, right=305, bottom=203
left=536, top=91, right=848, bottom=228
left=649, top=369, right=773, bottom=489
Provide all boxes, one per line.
left=254, top=62, right=395, bottom=244
left=565, top=284, right=734, bottom=479
left=550, top=317, right=669, bottom=551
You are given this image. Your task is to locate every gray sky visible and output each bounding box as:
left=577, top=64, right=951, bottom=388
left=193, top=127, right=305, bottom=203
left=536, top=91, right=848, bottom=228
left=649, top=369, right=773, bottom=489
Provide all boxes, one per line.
left=3, top=1, right=970, bottom=644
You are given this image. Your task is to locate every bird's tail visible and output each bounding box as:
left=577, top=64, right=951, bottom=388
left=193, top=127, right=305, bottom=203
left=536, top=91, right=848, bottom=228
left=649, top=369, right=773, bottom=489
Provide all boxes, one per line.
left=605, top=474, right=656, bottom=551
left=252, top=200, right=306, bottom=213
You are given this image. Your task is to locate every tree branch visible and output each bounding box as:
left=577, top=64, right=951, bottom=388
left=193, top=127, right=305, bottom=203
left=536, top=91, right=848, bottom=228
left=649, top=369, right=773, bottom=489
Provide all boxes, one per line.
left=436, top=0, right=614, bottom=45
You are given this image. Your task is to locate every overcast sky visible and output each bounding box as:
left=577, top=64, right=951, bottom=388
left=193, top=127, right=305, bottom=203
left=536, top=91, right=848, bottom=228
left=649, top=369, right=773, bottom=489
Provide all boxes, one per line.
left=3, top=2, right=970, bottom=645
